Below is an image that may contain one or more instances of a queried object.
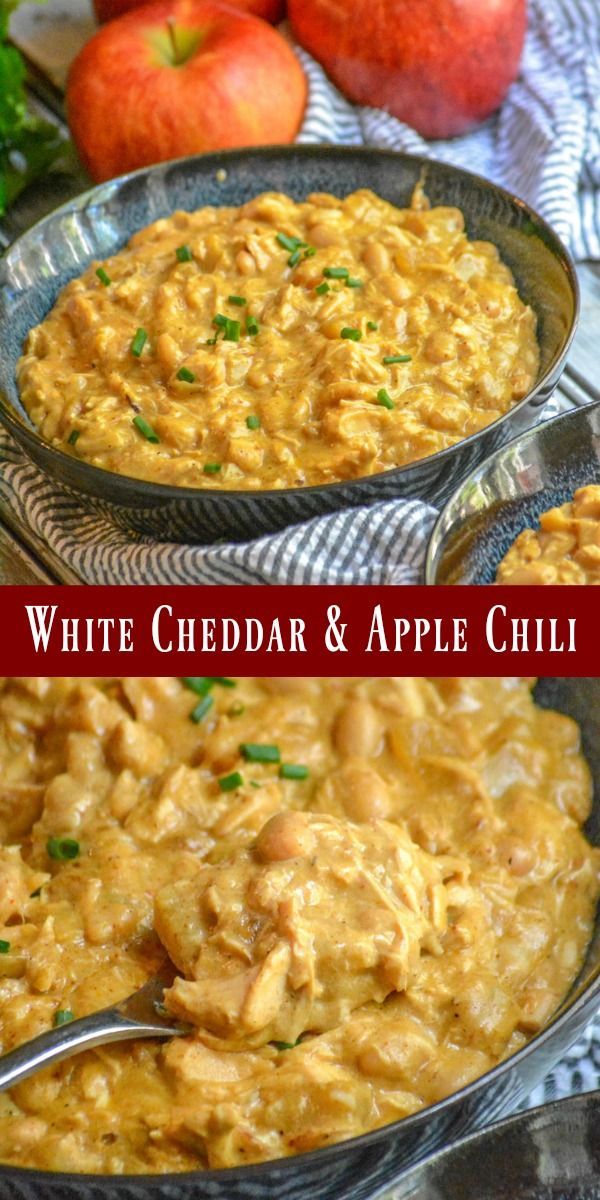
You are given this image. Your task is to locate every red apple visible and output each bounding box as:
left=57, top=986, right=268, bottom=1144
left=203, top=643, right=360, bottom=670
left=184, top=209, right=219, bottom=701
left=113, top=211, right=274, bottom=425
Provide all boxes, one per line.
left=67, top=0, right=306, bottom=182
left=93, top=0, right=286, bottom=26
left=288, top=0, right=527, bottom=139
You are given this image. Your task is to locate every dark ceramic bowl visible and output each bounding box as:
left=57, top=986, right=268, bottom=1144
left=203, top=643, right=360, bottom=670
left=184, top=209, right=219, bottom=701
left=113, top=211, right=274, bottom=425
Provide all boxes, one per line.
left=396, top=1090, right=600, bottom=1199
left=0, top=678, right=599, bottom=1200
left=426, top=400, right=600, bottom=584
left=0, top=146, right=578, bottom=543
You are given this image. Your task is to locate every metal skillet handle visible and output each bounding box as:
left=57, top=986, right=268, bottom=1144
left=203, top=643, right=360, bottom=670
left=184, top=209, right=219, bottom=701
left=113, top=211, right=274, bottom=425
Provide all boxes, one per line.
left=0, top=977, right=188, bottom=1092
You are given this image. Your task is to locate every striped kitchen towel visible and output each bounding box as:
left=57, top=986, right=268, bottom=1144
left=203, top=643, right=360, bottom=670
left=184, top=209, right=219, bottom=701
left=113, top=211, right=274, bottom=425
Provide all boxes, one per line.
left=0, top=0, right=597, bottom=583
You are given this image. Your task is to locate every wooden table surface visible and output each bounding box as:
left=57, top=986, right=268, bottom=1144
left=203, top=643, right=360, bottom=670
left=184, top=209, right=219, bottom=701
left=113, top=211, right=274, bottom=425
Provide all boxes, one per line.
left=2, top=0, right=600, bottom=583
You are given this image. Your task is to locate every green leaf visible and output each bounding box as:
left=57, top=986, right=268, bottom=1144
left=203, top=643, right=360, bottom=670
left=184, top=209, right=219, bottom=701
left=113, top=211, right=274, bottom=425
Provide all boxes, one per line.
left=0, top=0, right=70, bottom=217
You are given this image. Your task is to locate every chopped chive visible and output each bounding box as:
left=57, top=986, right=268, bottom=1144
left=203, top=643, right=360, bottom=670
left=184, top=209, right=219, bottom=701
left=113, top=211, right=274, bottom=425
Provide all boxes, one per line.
left=30, top=887, right=42, bottom=898
left=276, top=233, right=305, bottom=252
left=315, top=282, right=330, bottom=295
left=47, top=837, right=80, bottom=862
left=218, top=771, right=244, bottom=793
left=190, top=695, right=214, bottom=723
left=206, top=337, right=217, bottom=345
left=377, top=388, right=395, bottom=410
left=183, top=677, right=213, bottom=695
left=228, top=702, right=245, bottom=717
left=303, top=246, right=316, bottom=258
left=246, top=316, right=260, bottom=336
left=246, top=414, right=261, bottom=430
left=176, top=366, right=196, bottom=383
left=240, top=743, right=281, bottom=764
left=279, top=763, right=309, bottom=781
left=176, top=245, right=193, bottom=262
left=272, top=1038, right=301, bottom=1051
left=213, top=314, right=228, bottom=327
left=383, top=354, right=412, bottom=364
left=54, top=1010, right=74, bottom=1027
left=203, top=463, right=222, bottom=475
left=341, top=327, right=362, bottom=341
left=367, top=320, right=379, bottom=331
left=345, top=277, right=363, bottom=288
left=228, top=295, right=246, bottom=306
left=67, top=429, right=80, bottom=447
left=132, top=415, right=159, bottom=443
left=130, top=328, right=148, bottom=357
left=323, top=266, right=349, bottom=279
left=0, top=940, right=10, bottom=954
left=183, top=677, right=235, bottom=694
left=95, top=267, right=111, bottom=287
left=224, top=319, right=240, bottom=342
left=288, top=249, right=302, bottom=267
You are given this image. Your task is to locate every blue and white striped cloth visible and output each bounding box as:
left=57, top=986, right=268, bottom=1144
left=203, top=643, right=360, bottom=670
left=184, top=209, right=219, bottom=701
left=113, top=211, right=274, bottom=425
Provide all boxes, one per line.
left=0, top=0, right=598, bottom=584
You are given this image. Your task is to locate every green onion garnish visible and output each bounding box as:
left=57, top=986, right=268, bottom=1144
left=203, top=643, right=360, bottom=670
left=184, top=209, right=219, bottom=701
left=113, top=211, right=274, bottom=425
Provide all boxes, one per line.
left=315, top=282, right=330, bottom=295
left=30, top=887, right=42, bottom=898
left=377, top=388, right=395, bottom=410
left=224, top=319, right=240, bottom=342
left=228, top=295, right=246, bottom=306
left=54, top=1010, right=74, bottom=1027
left=176, top=245, right=193, bottom=262
left=213, top=313, right=228, bottom=327
left=95, top=267, right=111, bottom=287
left=183, top=677, right=235, bottom=694
left=0, top=940, right=10, bottom=954
left=218, top=771, right=244, bottom=793
left=190, top=695, right=214, bottom=724
left=272, top=1038, right=301, bottom=1051
left=341, top=327, right=362, bottom=341
left=246, top=316, right=260, bottom=336
left=47, top=837, right=80, bottom=862
left=346, top=277, right=363, bottom=288
left=246, top=414, right=261, bottom=430
left=276, top=233, right=306, bottom=252
left=67, top=430, right=80, bottom=447
left=130, top=328, right=148, bottom=357
left=176, top=367, right=196, bottom=383
left=132, top=415, right=159, bottom=443
left=303, top=246, right=316, bottom=258
left=206, top=336, right=218, bottom=345
left=279, top=763, right=309, bottom=781
left=288, top=249, right=302, bottom=267
left=240, top=743, right=281, bottom=764
left=367, top=321, right=379, bottom=331
left=323, top=266, right=349, bottom=279
left=203, top=463, right=222, bottom=475
left=383, top=354, right=412, bottom=364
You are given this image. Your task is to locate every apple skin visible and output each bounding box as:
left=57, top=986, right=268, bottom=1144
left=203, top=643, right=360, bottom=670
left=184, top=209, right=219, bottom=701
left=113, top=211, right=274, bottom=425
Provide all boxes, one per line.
left=288, top=0, right=527, bottom=139
left=67, top=0, right=306, bottom=182
left=93, top=0, right=286, bottom=26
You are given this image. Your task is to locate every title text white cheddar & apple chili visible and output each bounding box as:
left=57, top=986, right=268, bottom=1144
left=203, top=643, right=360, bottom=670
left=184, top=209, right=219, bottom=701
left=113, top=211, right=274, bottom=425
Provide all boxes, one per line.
left=18, top=188, right=539, bottom=489
left=0, top=676, right=597, bottom=1173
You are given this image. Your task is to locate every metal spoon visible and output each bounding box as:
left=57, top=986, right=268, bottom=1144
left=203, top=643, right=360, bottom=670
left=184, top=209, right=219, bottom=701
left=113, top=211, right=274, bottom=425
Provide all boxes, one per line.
left=0, top=976, right=190, bottom=1092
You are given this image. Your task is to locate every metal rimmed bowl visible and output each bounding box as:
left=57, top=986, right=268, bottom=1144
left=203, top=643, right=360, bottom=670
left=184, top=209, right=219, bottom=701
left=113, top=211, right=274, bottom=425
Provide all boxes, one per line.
left=426, top=400, right=600, bottom=584
left=395, top=1090, right=600, bottom=1199
left=0, top=146, right=579, bottom=543
left=0, top=678, right=599, bottom=1200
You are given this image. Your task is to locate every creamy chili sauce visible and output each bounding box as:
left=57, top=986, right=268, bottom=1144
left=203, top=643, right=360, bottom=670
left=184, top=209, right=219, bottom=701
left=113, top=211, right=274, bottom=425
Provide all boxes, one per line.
left=18, top=190, right=539, bottom=490
left=0, top=677, right=596, bottom=1174
left=496, top=485, right=600, bottom=584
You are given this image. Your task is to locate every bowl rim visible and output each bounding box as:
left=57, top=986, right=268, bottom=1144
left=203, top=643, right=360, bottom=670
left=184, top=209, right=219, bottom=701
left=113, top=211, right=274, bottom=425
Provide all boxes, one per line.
left=424, top=397, right=600, bottom=584
left=395, top=1086, right=600, bottom=1190
left=0, top=143, right=580, bottom=506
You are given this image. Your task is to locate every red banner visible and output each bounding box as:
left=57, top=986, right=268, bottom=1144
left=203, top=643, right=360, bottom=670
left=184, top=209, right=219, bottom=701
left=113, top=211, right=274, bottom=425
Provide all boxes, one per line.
left=1, top=585, right=595, bottom=676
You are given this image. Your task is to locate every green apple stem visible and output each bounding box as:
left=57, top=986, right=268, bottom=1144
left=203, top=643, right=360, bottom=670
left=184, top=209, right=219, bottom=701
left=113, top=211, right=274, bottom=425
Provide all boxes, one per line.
left=166, top=17, right=181, bottom=65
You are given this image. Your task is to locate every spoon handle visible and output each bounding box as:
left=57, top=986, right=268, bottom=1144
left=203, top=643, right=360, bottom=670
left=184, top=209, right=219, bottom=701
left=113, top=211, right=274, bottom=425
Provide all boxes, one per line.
left=0, top=1005, right=173, bottom=1092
